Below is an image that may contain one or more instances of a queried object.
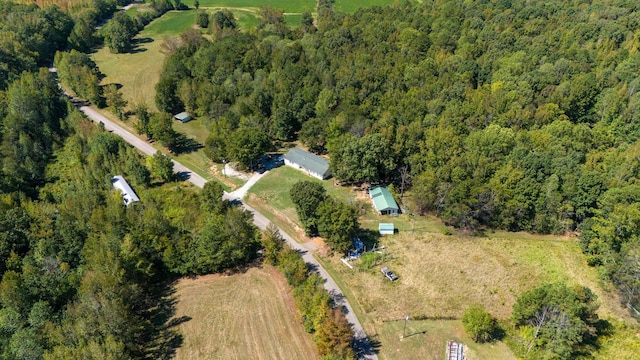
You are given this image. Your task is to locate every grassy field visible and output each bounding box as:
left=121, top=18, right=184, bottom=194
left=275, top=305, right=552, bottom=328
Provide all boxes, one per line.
left=93, top=10, right=196, bottom=111
left=189, top=0, right=315, bottom=13
left=376, top=319, right=513, bottom=360
left=172, top=265, right=319, bottom=360
left=92, top=10, right=222, bottom=181
left=245, top=164, right=364, bottom=242
left=334, top=0, right=404, bottom=13
left=245, top=165, right=638, bottom=359
left=317, top=230, right=635, bottom=359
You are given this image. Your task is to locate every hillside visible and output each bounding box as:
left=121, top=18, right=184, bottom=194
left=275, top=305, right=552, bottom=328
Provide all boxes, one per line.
left=154, top=0, right=640, bottom=326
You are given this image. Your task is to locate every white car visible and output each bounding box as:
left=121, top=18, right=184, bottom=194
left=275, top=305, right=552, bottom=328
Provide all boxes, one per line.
left=381, top=267, right=398, bottom=281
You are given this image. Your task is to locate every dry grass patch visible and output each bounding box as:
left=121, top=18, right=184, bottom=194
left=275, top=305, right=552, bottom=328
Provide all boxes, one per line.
left=172, top=266, right=319, bottom=360
left=376, top=319, right=513, bottom=360
left=318, top=229, right=634, bottom=359
left=323, top=232, right=630, bottom=322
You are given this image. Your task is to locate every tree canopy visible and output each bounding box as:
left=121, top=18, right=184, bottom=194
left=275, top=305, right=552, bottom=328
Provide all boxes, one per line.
left=154, top=0, right=640, bottom=317
left=511, top=282, right=600, bottom=359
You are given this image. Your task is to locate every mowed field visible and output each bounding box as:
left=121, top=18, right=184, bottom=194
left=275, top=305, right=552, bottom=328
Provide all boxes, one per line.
left=172, top=266, right=319, bottom=360
left=334, top=0, right=405, bottom=13
left=93, top=10, right=196, bottom=111
left=189, top=0, right=314, bottom=13
left=247, top=164, right=637, bottom=359
left=93, top=10, right=219, bottom=181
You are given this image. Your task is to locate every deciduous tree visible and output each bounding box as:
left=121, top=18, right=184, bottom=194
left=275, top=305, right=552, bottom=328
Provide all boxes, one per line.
left=290, top=181, right=327, bottom=236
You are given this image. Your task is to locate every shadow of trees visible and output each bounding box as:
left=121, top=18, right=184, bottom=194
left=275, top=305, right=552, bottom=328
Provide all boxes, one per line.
left=130, top=37, right=153, bottom=53
left=171, top=133, right=203, bottom=154
left=138, top=277, right=190, bottom=360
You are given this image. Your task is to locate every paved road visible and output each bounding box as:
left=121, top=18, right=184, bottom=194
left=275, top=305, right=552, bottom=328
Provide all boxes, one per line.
left=75, top=100, right=377, bottom=360
left=79, top=105, right=208, bottom=188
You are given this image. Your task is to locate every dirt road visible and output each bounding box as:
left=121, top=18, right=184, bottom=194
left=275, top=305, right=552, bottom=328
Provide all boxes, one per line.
left=76, top=102, right=377, bottom=360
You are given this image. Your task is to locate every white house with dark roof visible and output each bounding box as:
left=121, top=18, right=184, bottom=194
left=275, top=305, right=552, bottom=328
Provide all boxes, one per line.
left=112, top=175, right=140, bottom=206
left=283, top=148, right=331, bottom=180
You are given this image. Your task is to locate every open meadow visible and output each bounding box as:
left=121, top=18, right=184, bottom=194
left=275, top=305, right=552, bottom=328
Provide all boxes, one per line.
left=334, top=0, right=404, bottom=13
left=188, top=0, right=314, bottom=13
left=246, top=164, right=638, bottom=359
left=172, top=265, right=319, bottom=360
left=93, top=10, right=196, bottom=111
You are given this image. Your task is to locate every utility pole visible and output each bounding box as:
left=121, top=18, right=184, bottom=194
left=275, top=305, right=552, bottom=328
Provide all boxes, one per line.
left=402, top=315, right=409, bottom=339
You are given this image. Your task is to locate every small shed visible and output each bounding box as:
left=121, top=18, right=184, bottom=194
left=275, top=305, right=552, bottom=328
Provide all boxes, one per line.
left=174, top=111, right=192, bottom=123
left=283, top=148, right=331, bottom=180
left=379, top=223, right=394, bottom=235
left=369, top=186, right=399, bottom=215
left=112, top=175, right=139, bottom=206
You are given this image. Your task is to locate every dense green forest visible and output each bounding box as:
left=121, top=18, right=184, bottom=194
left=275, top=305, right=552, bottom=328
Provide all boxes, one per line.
left=0, top=72, right=262, bottom=360
left=155, top=0, right=640, bottom=321
left=0, top=2, right=265, bottom=358
left=0, top=71, right=262, bottom=358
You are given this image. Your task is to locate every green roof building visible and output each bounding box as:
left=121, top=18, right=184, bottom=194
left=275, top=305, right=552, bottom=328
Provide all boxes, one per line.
left=283, top=148, right=331, bottom=180
left=369, top=186, right=399, bottom=215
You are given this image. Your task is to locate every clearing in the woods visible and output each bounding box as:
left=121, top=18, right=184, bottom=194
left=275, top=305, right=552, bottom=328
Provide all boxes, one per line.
left=172, top=265, right=319, bottom=360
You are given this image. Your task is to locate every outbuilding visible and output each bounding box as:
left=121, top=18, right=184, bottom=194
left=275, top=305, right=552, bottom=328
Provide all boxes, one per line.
left=112, top=175, right=140, bottom=206
left=369, top=186, right=399, bottom=215
left=174, top=111, right=192, bottom=123
left=379, top=223, right=395, bottom=235
left=283, top=148, right=331, bottom=180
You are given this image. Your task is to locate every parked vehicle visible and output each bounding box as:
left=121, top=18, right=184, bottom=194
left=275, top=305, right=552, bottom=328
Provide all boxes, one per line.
left=381, top=266, right=398, bottom=281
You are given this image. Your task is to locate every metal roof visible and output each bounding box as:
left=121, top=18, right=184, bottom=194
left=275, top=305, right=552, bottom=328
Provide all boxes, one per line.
left=379, top=223, right=394, bottom=231
left=283, top=148, right=331, bottom=179
left=174, top=112, right=192, bottom=122
left=369, top=186, right=399, bottom=212
left=112, top=175, right=140, bottom=205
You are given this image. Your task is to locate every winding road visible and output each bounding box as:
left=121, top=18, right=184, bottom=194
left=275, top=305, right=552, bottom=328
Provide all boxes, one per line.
left=74, top=101, right=378, bottom=359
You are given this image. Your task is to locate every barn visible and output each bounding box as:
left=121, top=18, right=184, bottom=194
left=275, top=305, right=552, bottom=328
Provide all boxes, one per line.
left=283, top=148, right=331, bottom=180
left=369, top=186, right=399, bottom=215
left=112, top=175, right=140, bottom=206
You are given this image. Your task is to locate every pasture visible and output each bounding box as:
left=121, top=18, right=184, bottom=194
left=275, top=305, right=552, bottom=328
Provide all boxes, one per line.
left=246, top=164, right=636, bottom=359
left=188, top=0, right=315, bottom=13
left=334, top=0, right=402, bottom=13
left=172, top=266, right=319, bottom=360
left=316, top=228, right=634, bottom=359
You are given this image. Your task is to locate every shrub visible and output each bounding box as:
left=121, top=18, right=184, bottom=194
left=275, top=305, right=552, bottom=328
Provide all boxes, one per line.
left=462, top=304, right=497, bottom=343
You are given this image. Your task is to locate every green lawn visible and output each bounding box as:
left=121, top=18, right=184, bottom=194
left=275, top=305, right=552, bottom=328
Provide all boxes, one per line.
left=334, top=0, right=407, bottom=13
left=190, top=0, right=315, bottom=13
left=284, top=13, right=302, bottom=26
left=93, top=10, right=197, bottom=111
left=376, top=320, right=514, bottom=360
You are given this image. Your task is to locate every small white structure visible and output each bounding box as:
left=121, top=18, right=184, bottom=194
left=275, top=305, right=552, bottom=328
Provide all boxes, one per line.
left=111, top=175, right=140, bottom=206
left=379, top=223, right=395, bottom=235
left=283, top=148, right=331, bottom=180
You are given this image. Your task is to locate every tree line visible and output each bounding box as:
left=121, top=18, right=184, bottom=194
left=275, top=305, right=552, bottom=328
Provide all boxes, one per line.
left=261, top=225, right=354, bottom=360
left=154, top=0, right=640, bottom=320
